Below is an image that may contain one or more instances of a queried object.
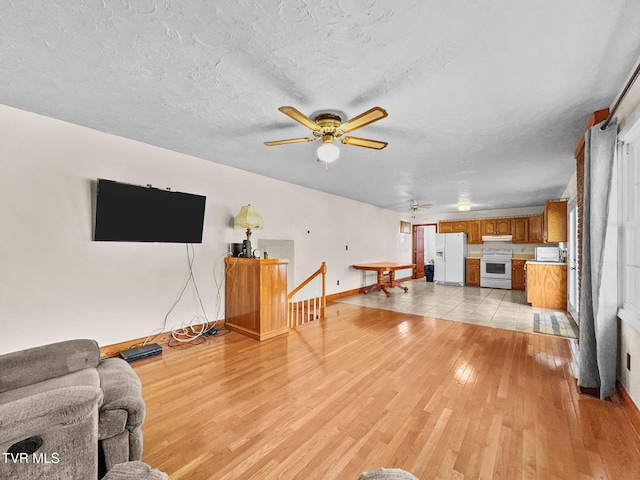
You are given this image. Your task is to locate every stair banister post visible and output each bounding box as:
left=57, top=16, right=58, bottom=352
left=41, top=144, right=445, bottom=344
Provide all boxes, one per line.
left=321, top=261, right=327, bottom=318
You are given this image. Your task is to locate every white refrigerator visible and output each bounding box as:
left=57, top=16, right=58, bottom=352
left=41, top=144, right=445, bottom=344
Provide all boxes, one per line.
left=434, top=233, right=468, bottom=286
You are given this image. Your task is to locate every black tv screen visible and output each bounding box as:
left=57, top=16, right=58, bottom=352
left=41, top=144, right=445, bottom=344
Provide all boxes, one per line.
left=94, top=179, right=206, bottom=243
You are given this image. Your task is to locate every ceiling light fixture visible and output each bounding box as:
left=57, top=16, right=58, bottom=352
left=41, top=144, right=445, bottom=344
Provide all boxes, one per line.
left=316, top=135, right=340, bottom=163
left=458, top=203, right=471, bottom=212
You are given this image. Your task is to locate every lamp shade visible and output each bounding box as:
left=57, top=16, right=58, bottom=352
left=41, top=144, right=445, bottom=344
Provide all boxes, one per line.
left=234, top=204, right=264, bottom=230
left=317, top=136, right=340, bottom=163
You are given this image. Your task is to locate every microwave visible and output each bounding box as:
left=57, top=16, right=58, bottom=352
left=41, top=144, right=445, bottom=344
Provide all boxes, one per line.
left=535, top=247, right=561, bottom=262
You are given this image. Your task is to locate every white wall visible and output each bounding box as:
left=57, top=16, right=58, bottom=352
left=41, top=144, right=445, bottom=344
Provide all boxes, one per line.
left=0, top=105, right=413, bottom=354
left=561, top=171, right=577, bottom=200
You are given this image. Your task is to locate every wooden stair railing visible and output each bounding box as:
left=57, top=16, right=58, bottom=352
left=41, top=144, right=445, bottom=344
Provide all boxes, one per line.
left=288, top=262, right=327, bottom=327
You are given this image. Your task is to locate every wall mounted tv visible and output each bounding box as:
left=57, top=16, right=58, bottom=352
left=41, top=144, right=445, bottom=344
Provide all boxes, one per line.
left=94, top=179, right=206, bottom=243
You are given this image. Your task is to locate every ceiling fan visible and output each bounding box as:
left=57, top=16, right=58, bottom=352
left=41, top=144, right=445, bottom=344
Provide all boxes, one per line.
left=410, top=201, right=433, bottom=213
left=264, top=106, right=388, bottom=163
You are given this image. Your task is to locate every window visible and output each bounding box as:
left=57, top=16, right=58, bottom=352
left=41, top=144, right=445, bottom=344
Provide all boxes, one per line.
left=618, top=110, right=640, bottom=331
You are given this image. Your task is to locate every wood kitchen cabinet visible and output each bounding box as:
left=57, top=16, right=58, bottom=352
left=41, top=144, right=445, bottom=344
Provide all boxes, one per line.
left=529, top=215, right=544, bottom=243
left=495, top=218, right=512, bottom=235
left=438, top=220, right=469, bottom=235
left=543, top=200, right=568, bottom=243
left=467, top=220, right=482, bottom=244
left=465, top=258, right=480, bottom=286
left=511, top=259, right=526, bottom=290
left=439, top=210, right=557, bottom=245
left=481, top=219, right=497, bottom=235
left=225, top=257, right=289, bottom=341
left=526, top=262, right=567, bottom=309
left=482, top=218, right=512, bottom=235
left=438, top=222, right=453, bottom=233
left=512, top=217, right=529, bottom=243
left=451, top=221, right=467, bottom=233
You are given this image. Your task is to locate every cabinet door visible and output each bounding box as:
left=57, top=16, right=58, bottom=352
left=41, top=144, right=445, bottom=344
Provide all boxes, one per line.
left=482, top=220, right=496, bottom=235
left=465, top=258, right=480, bottom=286
left=529, top=215, right=543, bottom=243
left=495, top=218, right=512, bottom=235
left=544, top=200, right=568, bottom=243
left=452, top=221, right=467, bottom=233
left=439, top=222, right=454, bottom=233
left=512, top=218, right=529, bottom=243
left=467, top=220, right=482, bottom=244
left=511, top=260, right=526, bottom=290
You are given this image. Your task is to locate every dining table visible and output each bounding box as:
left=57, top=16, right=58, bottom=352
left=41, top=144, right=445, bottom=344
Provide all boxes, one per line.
left=352, top=262, right=416, bottom=297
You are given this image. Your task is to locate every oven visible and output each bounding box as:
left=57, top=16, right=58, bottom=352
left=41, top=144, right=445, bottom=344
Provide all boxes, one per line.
left=480, top=248, right=512, bottom=289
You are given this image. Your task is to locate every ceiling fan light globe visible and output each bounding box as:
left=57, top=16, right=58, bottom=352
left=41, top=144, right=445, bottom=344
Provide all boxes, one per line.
left=317, top=143, right=340, bottom=163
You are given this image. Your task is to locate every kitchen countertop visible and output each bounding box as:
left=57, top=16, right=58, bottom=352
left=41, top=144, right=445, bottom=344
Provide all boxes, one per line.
left=466, top=254, right=535, bottom=260
left=525, top=260, right=567, bottom=265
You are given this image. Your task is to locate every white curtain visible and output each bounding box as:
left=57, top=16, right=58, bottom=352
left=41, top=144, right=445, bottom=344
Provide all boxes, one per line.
left=578, top=119, right=618, bottom=400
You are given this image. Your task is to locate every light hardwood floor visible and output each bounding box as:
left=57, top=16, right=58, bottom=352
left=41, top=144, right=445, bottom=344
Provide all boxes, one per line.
left=133, top=302, right=640, bottom=479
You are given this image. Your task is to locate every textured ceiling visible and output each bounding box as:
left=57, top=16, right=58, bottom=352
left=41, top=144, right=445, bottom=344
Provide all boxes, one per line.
left=2, top=1, right=640, bottom=214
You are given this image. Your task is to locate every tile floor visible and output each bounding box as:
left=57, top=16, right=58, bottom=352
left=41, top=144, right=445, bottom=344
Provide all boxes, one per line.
left=335, top=278, right=576, bottom=337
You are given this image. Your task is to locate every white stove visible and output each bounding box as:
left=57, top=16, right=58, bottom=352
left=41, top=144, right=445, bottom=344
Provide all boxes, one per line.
left=480, top=248, right=513, bottom=289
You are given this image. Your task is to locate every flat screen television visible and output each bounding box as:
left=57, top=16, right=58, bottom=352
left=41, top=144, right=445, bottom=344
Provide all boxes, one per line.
left=94, top=179, right=206, bottom=243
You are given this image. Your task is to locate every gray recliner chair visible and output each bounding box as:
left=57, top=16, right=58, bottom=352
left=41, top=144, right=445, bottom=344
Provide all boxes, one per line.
left=0, top=339, right=152, bottom=479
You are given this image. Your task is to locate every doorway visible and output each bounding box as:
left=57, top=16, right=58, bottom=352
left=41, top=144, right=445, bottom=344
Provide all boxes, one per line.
left=413, top=224, right=437, bottom=279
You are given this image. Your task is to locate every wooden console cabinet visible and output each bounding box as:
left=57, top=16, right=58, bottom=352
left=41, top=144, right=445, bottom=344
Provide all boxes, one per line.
left=224, top=257, right=289, bottom=341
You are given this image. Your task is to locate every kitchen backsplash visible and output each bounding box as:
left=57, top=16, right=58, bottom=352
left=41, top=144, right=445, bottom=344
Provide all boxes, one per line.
left=467, top=241, right=553, bottom=256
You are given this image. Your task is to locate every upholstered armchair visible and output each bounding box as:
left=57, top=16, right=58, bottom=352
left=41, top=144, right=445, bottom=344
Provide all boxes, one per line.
left=97, top=356, right=145, bottom=472
left=0, top=339, right=147, bottom=479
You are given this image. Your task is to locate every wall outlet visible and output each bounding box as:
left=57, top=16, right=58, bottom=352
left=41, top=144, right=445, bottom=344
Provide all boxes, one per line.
left=345, top=245, right=348, bottom=250
left=627, top=353, right=631, bottom=371
left=337, top=280, right=340, bottom=286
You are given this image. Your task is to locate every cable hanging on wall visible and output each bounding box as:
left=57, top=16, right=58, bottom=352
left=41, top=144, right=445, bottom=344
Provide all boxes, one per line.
left=144, top=244, right=224, bottom=347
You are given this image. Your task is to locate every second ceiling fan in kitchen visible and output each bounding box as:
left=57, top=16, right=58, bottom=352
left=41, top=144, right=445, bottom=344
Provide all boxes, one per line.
left=410, top=201, right=433, bottom=213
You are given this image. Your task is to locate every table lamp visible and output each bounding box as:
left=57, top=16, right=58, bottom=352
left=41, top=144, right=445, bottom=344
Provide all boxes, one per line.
left=234, top=204, right=263, bottom=258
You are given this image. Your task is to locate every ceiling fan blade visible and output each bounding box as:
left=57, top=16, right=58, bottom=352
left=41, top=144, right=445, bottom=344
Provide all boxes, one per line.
left=264, top=137, right=316, bottom=146
left=341, top=136, right=388, bottom=150
left=340, top=106, right=388, bottom=133
left=278, top=106, right=321, bottom=131
left=410, top=202, right=433, bottom=213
